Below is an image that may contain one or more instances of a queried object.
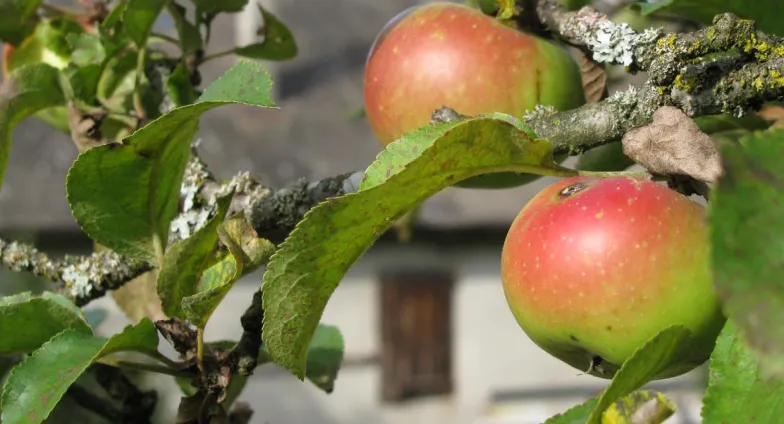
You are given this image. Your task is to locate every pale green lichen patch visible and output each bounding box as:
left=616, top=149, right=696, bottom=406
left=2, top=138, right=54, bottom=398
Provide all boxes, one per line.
left=60, top=251, right=144, bottom=301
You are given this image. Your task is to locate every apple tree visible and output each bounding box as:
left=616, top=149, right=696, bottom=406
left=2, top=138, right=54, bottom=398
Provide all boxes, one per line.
left=0, top=0, right=782, bottom=423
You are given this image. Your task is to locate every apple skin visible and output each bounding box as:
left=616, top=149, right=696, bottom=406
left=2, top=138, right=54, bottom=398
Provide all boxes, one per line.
left=500, top=176, right=726, bottom=379
left=363, top=2, right=585, bottom=189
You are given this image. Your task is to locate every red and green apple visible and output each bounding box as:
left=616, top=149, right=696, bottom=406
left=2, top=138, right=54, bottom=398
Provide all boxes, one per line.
left=500, top=176, right=725, bottom=379
left=363, top=2, right=585, bottom=189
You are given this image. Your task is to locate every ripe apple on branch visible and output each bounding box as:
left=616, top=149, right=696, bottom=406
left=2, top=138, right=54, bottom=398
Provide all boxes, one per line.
left=501, top=176, right=725, bottom=379
left=363, top=1, right=585, bottom=189
left=363, top=1, right=728, bottom=383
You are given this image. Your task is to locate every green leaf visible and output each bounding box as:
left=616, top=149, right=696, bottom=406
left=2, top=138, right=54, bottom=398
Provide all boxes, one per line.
left=190, top=0, right=248, bottom=14
left=182, top=254, right=242, bottom=328
left=31, top=17, right=85, bottom=59
left=157, top=193, right=233, bottom=319
left=0, top=63, right=66, bottom=189
left=102, top=0, right=129, bottom=30
left=262, top=114, right=570, bottom=378
left=303, top=324, right=344, bottom=393
left=544, top=398, right=599, bottom=424
left=174, top=375, right=199, bottom=396
left=701, top=320, right=784, bottom=423
left=0, top=292, right=91, bottom=355
left=66, top=60, right=276, bottom=262
left=631, top=0, right=784, bottom=37
left=174, top=376, right=199, bottom=396
left=586, top=326, right=693, bottom=424
left=165, top=63, right=199, bottom=107
left=233, top=5, right=297, bottom=61
left=167, top=1, right=204, bottom=56
left=123, top=0, right=168, bottom=47
left=710, top=127, right=784, bottom=378
left=473, top=0, right=499, bottom=16
left=601, top=390, right=676, bottom=423
left=694, top=113, right=770, bottom=134
left=359, top=120, right=464, bottom=190
left=0, top=0, right=44, bottom=45
left=359, top=113, right=538, bottom=190
left=577, top=141, right=635, bottom=172
left=65, top=64, right=103, bottom=105
left=0, top=318, right=159, bottom=424
left=182, top=216, right=275, bottom=327
left=96, top=49, right=138, bottom=114
left=66, top=32, right=106, bottom=66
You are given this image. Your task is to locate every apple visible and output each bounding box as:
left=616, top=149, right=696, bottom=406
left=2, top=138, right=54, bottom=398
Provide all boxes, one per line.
left=363, top=2, right=585, bottom=189
left=500, top=176, right=725, bottom=379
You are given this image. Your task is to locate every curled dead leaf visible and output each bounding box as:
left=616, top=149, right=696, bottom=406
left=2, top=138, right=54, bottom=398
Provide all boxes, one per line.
left=579, top=52, right=608, bottom=103
left=757, top=105, right=784, bottom=127
left=622, top=106, right=722, bottom=183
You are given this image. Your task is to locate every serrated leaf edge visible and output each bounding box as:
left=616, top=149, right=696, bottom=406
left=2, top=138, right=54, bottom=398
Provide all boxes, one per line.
left=586, top=325, right=690, bottom=424
left=262, top=117, right=564, bottom=378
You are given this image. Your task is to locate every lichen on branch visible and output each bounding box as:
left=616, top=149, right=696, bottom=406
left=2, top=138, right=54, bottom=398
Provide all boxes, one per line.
left=0, top=147, right=361, bottom=306
left=0, top=238, right=151, bottom=305
left=4, top=1, right=784, bottom=313
left=526, top=1, right=784, bottom=154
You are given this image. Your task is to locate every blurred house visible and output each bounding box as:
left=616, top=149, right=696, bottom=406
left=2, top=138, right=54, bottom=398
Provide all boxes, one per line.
left=0, top=1, right=705, bottom=423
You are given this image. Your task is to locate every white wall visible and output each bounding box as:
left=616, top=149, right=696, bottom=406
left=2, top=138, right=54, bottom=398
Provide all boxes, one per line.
left=87, top=243, right=705, bottom=424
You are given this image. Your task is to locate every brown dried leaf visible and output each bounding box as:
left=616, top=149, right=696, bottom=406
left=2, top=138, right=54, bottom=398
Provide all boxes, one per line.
left=155, top=317, right=197, bottom=358
left=622, top=106, right=722, bottom=183
left=757, top=105, right=784, bottom=127
left=111, top=270, right=167, bottom=322
left=579, top=52, right=607, bottom=104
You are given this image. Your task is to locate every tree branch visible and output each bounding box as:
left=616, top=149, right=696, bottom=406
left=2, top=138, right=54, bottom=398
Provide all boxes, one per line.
left=226, top=290, right=264, bottom=376
left=0, top=238, right=152, bottom=304
left=528, top=1, right=784, bottom=154
left=3, top=2, right=784, bottom=314
left=0, top=148, right=363, bottom=306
